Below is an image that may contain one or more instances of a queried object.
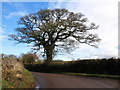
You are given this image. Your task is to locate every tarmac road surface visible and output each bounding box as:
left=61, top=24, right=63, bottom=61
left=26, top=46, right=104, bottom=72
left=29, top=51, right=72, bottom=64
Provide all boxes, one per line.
left=32, top=72, right=119, bottom=88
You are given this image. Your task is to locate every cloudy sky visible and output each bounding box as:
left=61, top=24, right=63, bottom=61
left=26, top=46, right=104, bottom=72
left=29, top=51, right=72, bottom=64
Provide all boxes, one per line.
left=1, top=0, right=119, bottom=60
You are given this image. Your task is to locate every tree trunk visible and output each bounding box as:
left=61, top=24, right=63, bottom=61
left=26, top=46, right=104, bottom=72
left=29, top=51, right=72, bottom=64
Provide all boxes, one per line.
left=45, top=45, right=54, bottom=64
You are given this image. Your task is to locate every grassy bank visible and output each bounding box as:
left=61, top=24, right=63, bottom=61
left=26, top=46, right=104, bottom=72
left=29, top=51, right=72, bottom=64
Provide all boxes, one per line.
left=2, top=57, right=35, bottom=88
left=2, top=69, right=35, bottom=88
left=62, top=73, right=120, bottom=79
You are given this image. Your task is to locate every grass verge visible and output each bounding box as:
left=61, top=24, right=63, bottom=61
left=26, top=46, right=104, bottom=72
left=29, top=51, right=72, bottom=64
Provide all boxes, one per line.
left=62, top=72, right=120, bottom=79
left=17, top=69, right=35, bottom=88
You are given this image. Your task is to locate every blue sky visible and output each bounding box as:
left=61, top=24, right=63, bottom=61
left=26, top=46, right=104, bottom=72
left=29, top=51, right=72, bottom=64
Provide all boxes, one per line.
left=2, top=2, right=49, bottom=56
left=1, top=0, right=119, bottom=60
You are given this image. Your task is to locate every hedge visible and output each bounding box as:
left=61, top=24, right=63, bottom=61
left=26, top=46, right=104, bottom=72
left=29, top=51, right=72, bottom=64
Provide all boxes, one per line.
left=25, top=58, right=120, bottom=75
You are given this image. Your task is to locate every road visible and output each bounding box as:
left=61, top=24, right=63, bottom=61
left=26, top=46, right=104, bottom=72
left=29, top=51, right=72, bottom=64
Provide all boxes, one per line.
left=32, top=72, right=119, bottom=88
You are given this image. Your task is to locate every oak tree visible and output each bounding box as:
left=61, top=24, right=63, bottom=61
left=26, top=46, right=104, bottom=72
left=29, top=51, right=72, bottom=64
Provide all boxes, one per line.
left=9, top=9, right=101, bottom=63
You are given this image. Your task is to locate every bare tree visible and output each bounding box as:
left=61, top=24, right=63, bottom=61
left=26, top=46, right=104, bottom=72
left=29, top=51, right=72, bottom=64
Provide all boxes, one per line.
left=9, top=9, right=101, bottom=63
left=21, top=53, right=38, bottom=64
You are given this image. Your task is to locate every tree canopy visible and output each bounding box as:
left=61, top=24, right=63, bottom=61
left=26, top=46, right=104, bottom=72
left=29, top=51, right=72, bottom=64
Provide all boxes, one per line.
left=9, top=9, right=101, bottom=63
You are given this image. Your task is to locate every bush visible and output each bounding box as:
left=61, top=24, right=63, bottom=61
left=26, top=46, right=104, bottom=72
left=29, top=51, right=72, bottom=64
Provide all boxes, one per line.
left=21, top=53, right=38, bottom=64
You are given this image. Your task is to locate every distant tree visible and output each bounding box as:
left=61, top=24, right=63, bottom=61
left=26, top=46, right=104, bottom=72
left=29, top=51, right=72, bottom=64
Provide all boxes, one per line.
left=7, top=54, right=17, bottom=59
left=35, top=60, right=42, bottom=64
left=0, top=53, right=7, bottom=58
left=0, top=53, right=16, bottom=59
left=21, top=53, right=38, bottom=64
left=9, top=9, right=101, bottom=64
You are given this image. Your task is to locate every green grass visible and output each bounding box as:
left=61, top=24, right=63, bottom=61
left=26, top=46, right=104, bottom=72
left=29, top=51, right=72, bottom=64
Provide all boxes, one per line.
left=22, top=69, right=35, bottom=86
left=0, top=79, right=2, bottom=89
left=2, top=80, right=9, bottom=88
left=15, top=69, right=35, bottom=88
left=62, top=72, right=120, bottom=79
left=2, top=80, right=15, bottom=88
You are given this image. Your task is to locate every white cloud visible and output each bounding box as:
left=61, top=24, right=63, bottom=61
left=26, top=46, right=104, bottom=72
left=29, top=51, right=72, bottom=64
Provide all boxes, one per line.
left=0, top=25, right=7, bottom=41
left=7, top=0, right=115, bottom=2
left=0, top=27, right=4, bottom=33
left=49, top=0, right=118, bottom=59
left=0, top=35, right=7, bottom=41
left=0, top=27, right=7, bottom=41
left=5, top=11, right=28, bottom=19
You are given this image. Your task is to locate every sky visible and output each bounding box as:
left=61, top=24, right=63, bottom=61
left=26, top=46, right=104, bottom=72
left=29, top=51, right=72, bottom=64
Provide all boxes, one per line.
left=1, top=0, right=119, bottom=60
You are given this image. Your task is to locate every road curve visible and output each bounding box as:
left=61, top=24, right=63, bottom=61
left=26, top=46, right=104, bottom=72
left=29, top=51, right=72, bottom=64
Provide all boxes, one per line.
left=32, top=72, right=119, bottom=88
